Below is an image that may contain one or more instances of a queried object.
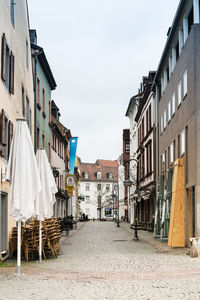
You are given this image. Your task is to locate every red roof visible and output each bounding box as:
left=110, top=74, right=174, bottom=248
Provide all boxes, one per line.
left=96, top=159, right=118, bottom=167
left=80, top=159, right=118, bottom=182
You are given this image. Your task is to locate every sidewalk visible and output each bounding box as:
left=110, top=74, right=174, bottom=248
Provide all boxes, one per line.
left=121, top=222, right=187, bottom=255
left=60, top=221, right=85, bottom=246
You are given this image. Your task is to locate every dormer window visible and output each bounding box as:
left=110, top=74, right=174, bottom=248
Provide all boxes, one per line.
left=107, top=172, right=113, bottom=179
left=97, top=172, right=101, bottom=180
left=82, top=172, right=89, bottom=179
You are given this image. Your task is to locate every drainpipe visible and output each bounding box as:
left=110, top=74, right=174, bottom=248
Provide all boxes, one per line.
left=32, top=49, right=42, bottom=153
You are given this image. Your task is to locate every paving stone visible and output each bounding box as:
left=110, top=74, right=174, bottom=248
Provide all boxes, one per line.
left=0, top=222, right=200, bottom=299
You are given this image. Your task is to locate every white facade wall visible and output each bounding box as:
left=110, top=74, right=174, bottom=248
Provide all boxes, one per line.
left=80, top=181, right=114, bottom=219
left=0, top=0, right=34, bottom=256
left=126, top=99, right=138, bottom=224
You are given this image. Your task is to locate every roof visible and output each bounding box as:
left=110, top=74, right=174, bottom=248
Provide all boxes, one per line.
left=80, top=160, right=118, bottom=182
left=31, top=43, right=57, bottom=90
left=96, top=159, right=118, bottom=167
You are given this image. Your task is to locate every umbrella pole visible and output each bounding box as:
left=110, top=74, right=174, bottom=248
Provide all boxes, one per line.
left=17, top=221, right=21, bottom=275
left=39, top=220, right=42, bottom=262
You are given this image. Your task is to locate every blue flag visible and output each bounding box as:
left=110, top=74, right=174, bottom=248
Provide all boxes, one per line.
left=69, top=137, right=78, bottom=174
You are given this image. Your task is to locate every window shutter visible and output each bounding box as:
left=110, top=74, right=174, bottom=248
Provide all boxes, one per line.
left=0, top=109, right=6, bottom=156
left=8, top=120, right=13, bottom=158
left=9, top=52, right=14, bottom=94
left=1, top=33, right=6, bottom=81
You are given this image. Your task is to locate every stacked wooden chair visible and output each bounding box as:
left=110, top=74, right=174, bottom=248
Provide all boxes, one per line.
left=9, top=217, right=61, bottom=261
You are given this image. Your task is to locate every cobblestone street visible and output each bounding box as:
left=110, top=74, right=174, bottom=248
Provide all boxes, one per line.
left=1, top=222, right=200, bottom=300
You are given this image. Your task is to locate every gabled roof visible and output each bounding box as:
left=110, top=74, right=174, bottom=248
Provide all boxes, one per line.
left=80, top=160, right=118, bottom=182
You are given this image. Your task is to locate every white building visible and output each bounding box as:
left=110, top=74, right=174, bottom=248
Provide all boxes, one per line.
left=125, top=95, right=139, bottom=224
left=0, top=0, right=35, bottom=259
left=79, top=160, right=118, bottom=220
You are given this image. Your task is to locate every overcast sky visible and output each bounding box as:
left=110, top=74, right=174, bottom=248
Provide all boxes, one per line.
left=28, top=0, right=180, bottom=163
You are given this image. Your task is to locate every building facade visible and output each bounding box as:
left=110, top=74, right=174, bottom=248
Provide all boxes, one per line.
left=154, top=0, right=200, bottom=246
left=135, top=72, right=156, bottom=228
left=30, top=30, right=56, bottom=157
left=118, top=154, right=125, bottom=220
left=79, top=160, right=118, bottom=220
left=50, top=102, right=68, bottom=218
left=122, top=129, right=130, bottom=221
left=125, top=95, right=139, bottom=224
left=0, top=0, right=34, bottom=259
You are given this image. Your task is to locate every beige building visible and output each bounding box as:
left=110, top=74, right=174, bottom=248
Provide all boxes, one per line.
left=0, top=0, right=34, bottom=259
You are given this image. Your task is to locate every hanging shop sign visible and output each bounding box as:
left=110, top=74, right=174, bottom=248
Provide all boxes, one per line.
left=66, top=175, right=75, bottom=187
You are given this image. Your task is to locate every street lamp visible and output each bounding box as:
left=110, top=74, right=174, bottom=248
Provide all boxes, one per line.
left=124, top=158, right=139, bottom=241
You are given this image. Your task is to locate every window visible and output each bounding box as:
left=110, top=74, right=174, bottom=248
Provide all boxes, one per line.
left=108, top=173, right=112, bottom=179
left=106, top=184, right=110, bottom=192
left=26, top=97, right=30, bottom=128
left=37, top=77, right=40, bottom=106
left=125, top=142, right=130, bottom=154
left=163, top=110, right=166, bottom=130
left=168, top=100, right=171, bottom=123
left=97, top=183, right=101, bottom=191
left=178, top=81, right=182, bottom=106
left=146, top=110, right=149, bottom=134
left=48, top=141, right=51, bottom=162
left=22, top=86, right=25, bottom=117
left=3, top=114, right=8, bottom=161
left=183, top=69, right=187, bottom=98
left=97, top=172, right=101, bottom=180
left=42, top=133, right=45, bottom=149
left=142, top=118, right=144, bottom=139
left=42, top=88, right=45, bottom=113
left=180, top=129, right=185, bottom=156
left=1, top=34, right=14, bottom=94
left=26, top=40, right=28, bottom=68
left=160, top=115, right=163, bottom=134
left=86, top=183, right=90, bottom=191
left=10, top=0, right=15, bottom=26
left=49, top=100, right=51, bottom=122
left=84, top=172, right=89, bottom=179
left=149, top=104, right=151, bottom=130
left=29, top=109, right=32, bottom=135
left=85, top=196, right=90, bottom=203
left=172, top=93, right=175, bottom=116
left=161, top=152, right=165, bottom=172
left=170, top=142, right=174, bottom=164
left=37, top=126, right=40, bottom=149
left=146, top=141, right=152, bottom=175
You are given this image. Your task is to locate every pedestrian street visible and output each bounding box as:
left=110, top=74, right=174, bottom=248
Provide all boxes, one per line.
left=1, top=222, right=200, bottom=300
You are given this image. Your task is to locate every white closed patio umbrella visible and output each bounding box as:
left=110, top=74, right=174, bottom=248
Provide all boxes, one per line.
left=35, top=149, right=57, bottom=262
left=6, top=118, right=42, bottom=275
